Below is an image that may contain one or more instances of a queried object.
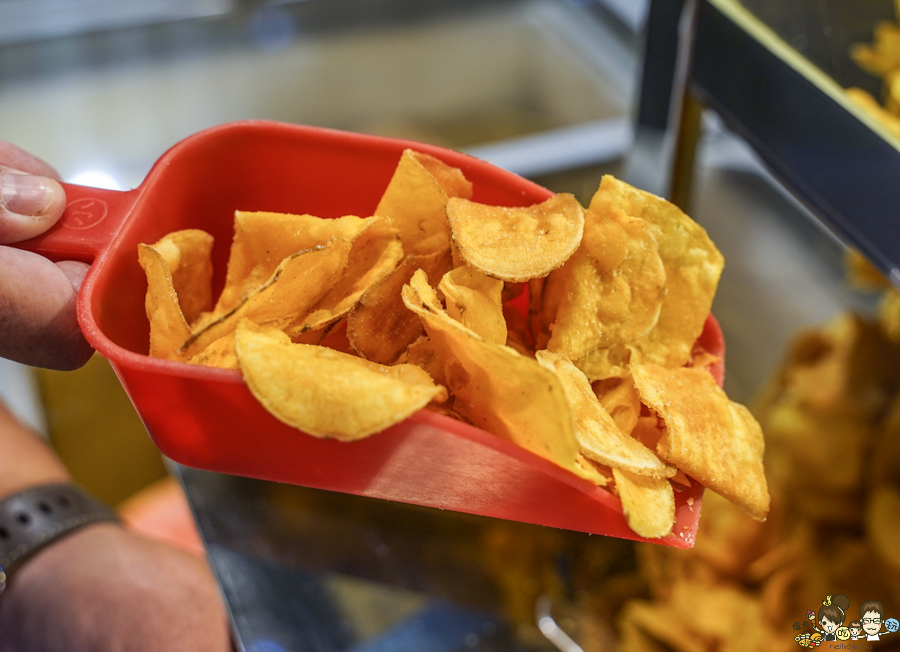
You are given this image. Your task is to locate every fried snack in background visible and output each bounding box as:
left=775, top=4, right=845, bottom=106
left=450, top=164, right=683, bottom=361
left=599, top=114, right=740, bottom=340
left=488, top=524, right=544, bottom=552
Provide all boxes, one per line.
left=614, top=292, right=900, bottom=651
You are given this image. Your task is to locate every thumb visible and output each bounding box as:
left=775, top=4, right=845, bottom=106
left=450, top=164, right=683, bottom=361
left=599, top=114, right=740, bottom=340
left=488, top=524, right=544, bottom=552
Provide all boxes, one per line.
left=0, top=169, right=67, bottom=244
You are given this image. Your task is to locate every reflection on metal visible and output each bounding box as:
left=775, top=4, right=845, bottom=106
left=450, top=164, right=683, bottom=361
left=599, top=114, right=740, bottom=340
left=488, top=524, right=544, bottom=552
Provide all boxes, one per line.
left=465, top=117, right=631, bottom=178
left=535, top=595, right=584, bottom=652
left=0, top=0, right=234, bottom=45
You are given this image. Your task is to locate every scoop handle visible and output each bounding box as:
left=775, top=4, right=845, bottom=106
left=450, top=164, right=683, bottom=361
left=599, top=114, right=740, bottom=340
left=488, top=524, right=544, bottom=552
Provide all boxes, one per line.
left=9, top=182, right=140, bottom=264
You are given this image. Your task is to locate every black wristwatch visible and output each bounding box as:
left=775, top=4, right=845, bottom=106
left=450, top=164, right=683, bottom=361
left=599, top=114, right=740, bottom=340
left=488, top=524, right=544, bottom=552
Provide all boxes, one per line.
left=0, top=483, right=120, bottom=597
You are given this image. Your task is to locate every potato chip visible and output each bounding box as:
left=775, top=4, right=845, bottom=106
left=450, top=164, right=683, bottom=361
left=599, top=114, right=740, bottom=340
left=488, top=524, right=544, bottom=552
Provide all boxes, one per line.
left=402, top=269, right=596, bottom=481
left=404, top=335, right=446, bottom=387
left=439, top=265, right=507, bottom=345
left=374, top=149, right=467, bottom=257
left=612, top=467, right=675, bottom=539
left=215, top=211, right=374, bottom=314
left=880, top=287, right=900, bottom=344
left=348, top=248, right=453, bottom=364
left=631, top=364, right=770, bottom=521
left=844, top=248, right=891, bottom=290
left=182, top=240, right=351, bottom=357
left=546, top=199, right=666, bottom=361
left=235, top=320, right=447, bottom=440
left=189, top=332, right=237, bottom=369
left=593, top=376, right=642, bottom=435
left=850, top=21, right=900, bottom=77
left=570, top=176, right=723, bottom=380
left=147, top=229, right=214, bottom=324
left=298, top=217, right=403, bottom=333
left=409, top=150, right=473, bottom=202
left=535, top=350, right=675, bottom=479
left=446, top=193, right=585, bottom=282
left=138, top=243, right=192, bottom=361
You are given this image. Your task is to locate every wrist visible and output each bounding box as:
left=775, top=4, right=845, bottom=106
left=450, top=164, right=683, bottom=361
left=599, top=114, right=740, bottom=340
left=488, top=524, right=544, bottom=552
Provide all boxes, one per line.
left=0, top=483, right=120, bottom=598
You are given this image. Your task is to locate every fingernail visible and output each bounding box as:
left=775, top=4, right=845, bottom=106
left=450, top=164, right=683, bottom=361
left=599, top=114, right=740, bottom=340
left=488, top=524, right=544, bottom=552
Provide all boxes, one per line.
left=1, top=173, right=58, bottom=217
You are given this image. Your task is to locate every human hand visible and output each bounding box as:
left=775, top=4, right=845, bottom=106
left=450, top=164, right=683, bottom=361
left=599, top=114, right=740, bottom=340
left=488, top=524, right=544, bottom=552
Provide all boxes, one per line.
left=0, top=141, right=93, bottom=369
left=0, top=523, right=231, bottom=652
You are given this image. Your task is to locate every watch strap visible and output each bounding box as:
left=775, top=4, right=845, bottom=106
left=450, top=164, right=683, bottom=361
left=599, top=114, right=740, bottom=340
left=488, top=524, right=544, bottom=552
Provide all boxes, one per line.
left=0, top=483, right=120, bottom=595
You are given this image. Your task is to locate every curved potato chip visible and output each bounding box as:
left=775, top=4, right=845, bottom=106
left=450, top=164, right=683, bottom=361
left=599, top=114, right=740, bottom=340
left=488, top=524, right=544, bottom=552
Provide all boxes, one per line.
left=439, top=266, right=507, bottom=345
left=631, top=363, right=770, bottom=521
left=547, top=201, right=666, bottom=360
left=348, top=248, right=453, bottom=364
left=612, top=467, right=675, bottom=539
left=402, top=269, right=595, bottom=481
left=535, top=351, right=675, bottom=479
left=408, top=150, right=473, bottom=202
left=216, top=212, right=374, bottom=314
left=446, top=193, right=585, bottom=282
left=138, top=243, right=191, bottom=361
left=182, top=240, right=351, bottom=357
left=593, top=376, right=642, bottom=436
left=375, top=149, right=467, bottom=257
left=236, top=321, right=447, bottom=440
left=148, top=229, right=214, bottom=324
left=572, top=177, right=723, bottom=379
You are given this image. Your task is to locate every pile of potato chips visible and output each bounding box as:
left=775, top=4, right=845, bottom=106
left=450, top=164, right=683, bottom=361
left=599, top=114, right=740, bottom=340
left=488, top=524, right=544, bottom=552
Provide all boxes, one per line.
left=139, top=148, right=769, bottom=539
left=613, top=261, right=900, bottom=651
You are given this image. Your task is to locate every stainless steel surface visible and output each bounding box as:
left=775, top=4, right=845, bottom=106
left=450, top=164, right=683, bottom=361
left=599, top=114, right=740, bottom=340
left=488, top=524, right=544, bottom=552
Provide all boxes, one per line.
left=171, top=463, right=549, bottom=652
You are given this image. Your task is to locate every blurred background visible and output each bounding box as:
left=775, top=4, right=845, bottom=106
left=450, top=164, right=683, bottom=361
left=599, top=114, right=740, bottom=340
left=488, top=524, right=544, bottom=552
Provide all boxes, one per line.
left=1, top=0, right=899, bottom=650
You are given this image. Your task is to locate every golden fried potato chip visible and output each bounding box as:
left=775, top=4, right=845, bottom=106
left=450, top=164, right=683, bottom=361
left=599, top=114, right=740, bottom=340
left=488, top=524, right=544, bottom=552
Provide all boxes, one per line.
left=147, top=229, right=214, bottom=324
left=374, top=149, right=467, bottom=257
left=235, top=320, right=447, bottom=440
left=546, top=199, right=666, bottom=361
left=138, top=243, right=192, bottom=361
left=844, top=249, right=891, bottom=290
left=535, top=351, right=675, bottom=479
left=348, top=248, right=453, bottom=364
left=631, top=364, right=770, bottom=521
left=880, top=287, right=900, bottom=344
left=404, top=335, right=446, bottom=387
left=850, top=21, right=900, bottom=77
left=571, top=176, right=723, bottom=380
left=409, top=150, right=473, bottom=201
left=593, top=376, right=642, bottom=435
left=612, top=467, right=675, bottom=539
left=182, top=240, right=351, bottom=357
left=298, top=217, right=403, bottom=333
left=402, top=269, right=594, bottom=480
left=439, top=265, right=507, bottom=345
left=446, top=193, right=585, bottom=282
left=189, top=332, right=237, bottom=369
left=215, top=212, right=374, bottom=314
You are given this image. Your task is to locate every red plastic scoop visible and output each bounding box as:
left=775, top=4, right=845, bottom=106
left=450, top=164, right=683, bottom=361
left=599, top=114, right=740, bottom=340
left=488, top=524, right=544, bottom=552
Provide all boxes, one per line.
left=15, top=121, right=722, bottom=548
